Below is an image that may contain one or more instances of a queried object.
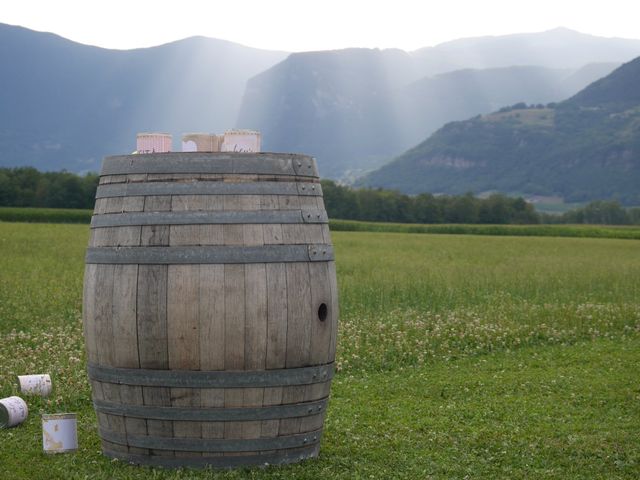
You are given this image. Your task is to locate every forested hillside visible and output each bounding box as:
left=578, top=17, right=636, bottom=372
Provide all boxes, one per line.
left=360, top=57, right=640, bottom=204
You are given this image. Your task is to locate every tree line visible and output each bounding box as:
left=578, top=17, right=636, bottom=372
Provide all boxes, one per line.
left=322, top=180, right=541, bottom=224
left=0, top=167, right=638, bottom=225
left=321, top=181, right=640, bottom=225
left=0, top=167, right=98, bottom=209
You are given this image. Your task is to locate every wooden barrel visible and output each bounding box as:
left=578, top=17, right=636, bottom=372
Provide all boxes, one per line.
left=82, top=152, right=338, bottom=468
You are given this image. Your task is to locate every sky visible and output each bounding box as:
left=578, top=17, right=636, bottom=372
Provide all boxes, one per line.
left=2, top=0, right=640, bottom=52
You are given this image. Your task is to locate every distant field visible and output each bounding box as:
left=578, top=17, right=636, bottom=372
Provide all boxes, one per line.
left=330, top=218, right=640, bottom=240
left=0, top=223, right=639, bottom=478
left=3, top=207, right=639, bottom=240
left=0, top=206, right=92, bottom=223
left=531, top=200, right=584, bottom=214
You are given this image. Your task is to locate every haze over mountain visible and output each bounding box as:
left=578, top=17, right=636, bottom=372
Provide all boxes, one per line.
left=359, top=57, right=640, bottom=205
left=0, top=23, right=287, bottom=171
left=237, top=28, right=640, bottom=179
left=1, top=23, right=640, bottom=180
left=239, top=55, right=620, bottom=180
left=411, top=27, right=640, bottom=73
left=394, top=62, right=620, bottom=166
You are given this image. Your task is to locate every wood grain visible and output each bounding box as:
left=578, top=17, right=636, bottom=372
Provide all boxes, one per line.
left=85, top=161, right=335, bottom=461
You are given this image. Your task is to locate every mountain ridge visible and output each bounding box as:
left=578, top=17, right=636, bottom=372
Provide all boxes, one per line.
left=2, top=23, right=640, bottom=182
left=0, top=23, right=287, bottom=171
left=358, top=57, right=640, bottom=204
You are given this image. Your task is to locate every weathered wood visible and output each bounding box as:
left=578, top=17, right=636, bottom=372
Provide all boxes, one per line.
left=299, top=196, right=318, bottom=209
left=260, top=195, right=279, bottom=210
left=137, top=262, right=171, bottom=456
left=260, top=387, right=283, bottom=438
left=280, top=194, right=306, bottom=245
left=285, top=263, right=312, bottom=368
left=136, top=265, right=168, bottom=369
left=127, top=174, right=148, bottom=183
left=224, top=261, right=245, bottom=440
left=112, top=265, right=139, bottom=368
left=328, top=261, right=339, bottom=361
left=100, top=386, right=128, bottom=455
left=172, top=194, right=209, bottom=212
left=223, top=264, right=245, bottom=370
left=104, top=197, right=123, bottom=213
left=265, top=263, right=288, bottom=369
left=199, top=265, right=225, bottom=371
left=244, top=265, right=267, bottom=370
left=102, top=263, right=139, bottom=455
left=99, top=174, right=127, bottom=185
left=83, top=264, right=98, bottom=364
left=141, top=195, right=171, bottom=246
left=262, top=224, right=283, bottom=245
left=144, top=195, right=172, bottom=212
left=200, top=387, right=224, bottom=449
left=94, top=198, right=107, bottom=215
left=122, top=196, right=145, bottom=212
left=170, top=225, right=201, bottom=246
left=167, top=264, right=201, bottom=454
left=143, top=386, right=174, bottom=457
left=94, top=265, right=115, bottom=366
left=84, top=153, right=336, bottom=466
left=278, top=386, right=305, bottom=435
left=243, top=258, right=267, bottom=440
left=119, top=384, right=148, bottom=455
left=197, top=262, right=224, bottom=448
left=172, top=386, right=202, bottom=458
left=92, top=380, right=124, bottom=454
left=167, top=265, right=200, bottom=370
left=308, top=262, right=332, bottom=365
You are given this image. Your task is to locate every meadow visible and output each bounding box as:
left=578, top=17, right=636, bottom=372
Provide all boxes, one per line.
left=0, top=221, right=639, bottom=479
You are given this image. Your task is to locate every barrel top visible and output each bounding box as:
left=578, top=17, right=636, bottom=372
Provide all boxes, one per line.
left=101, top=152, right=318, bottom=178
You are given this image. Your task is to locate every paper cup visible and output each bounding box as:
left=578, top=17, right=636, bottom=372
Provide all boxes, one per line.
left=42, top=413, right=78, bottom=453
left=18, top=374, right=52, bottom=397
left=0, top=396, right=28, bottom=428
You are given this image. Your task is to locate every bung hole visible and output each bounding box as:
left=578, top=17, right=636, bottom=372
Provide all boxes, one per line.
left=318, top=303, right=328, bottom=322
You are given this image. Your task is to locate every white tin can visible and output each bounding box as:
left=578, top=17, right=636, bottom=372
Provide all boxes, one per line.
left=0, top=396, right=28, bottom=428
left=136, top=133, right=172, bottom=154
left=17, top=374, right=52, bottom=397
left=182, top=133, right=222, bottom=152
left=221, top=129, right=261, bottom=153
left=42, top=413, right=78, bottom=453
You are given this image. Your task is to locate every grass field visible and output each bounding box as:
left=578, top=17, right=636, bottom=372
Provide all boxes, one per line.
left=0, top=222, right=639, bottom=479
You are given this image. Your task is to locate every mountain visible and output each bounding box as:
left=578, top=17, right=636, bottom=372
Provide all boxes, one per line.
left=238, top=58, right=619, bottom=180
left=237, top=28, right=640, bottom=180
left=237, top=48, right=417, bottom=180
left=0, top=23, right=287, bottom=171
left=359, top=57, right=640, bottom=205
left=396, top=63, right=620, bottom=157
left=411, top=27, right=640, bottom=73
left=2, top=24, right=640, bottom=178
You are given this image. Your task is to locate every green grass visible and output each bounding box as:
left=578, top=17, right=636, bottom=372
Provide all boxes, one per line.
left=0, top=223, right=88, bottom=333
left=0, top=223, right=639, bottom=478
